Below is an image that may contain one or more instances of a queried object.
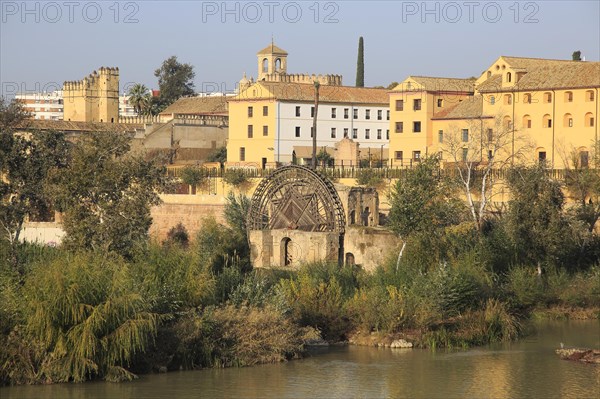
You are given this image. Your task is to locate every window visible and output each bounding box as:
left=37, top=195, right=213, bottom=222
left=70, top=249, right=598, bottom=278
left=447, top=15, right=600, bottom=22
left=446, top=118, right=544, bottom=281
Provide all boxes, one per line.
left=331, top=127, right=336, bottom=138
left=396, top=100, right=404, bottom=111
left=581, top=151, right=589, bottom=168
left=240, top=147, right=246, bottom=161
left=248, top=106, right=253, bottom=117
left=488, top=150, right=493, bottom=159
left=395, top=151, right=403, bottom=160
left=311, top=107, right=315, bottom=117
left=295, top=126, right=301, bottom=137
left=586, top=90, right=595, bottom=102
left=564, top=113, right=573, bottom=127
left=352, top=128, right=358, bottom=139
left=438, top=130, right=443, bottom=143
left=413, top=121, right=421, bottom=133
left=523, top=115, right=531, bottom=129
left=462, top=148, right=469, bottom=161
left=247, top=125, right=253, bottom=138
left=386, top=130, right=389, bottom=140
left=462, top=129, right=469, bottom=142
left=386, top=110, right=390, bottom=120
left=344, top=108, right=349, bottom=119
left=395, top=122, right=404, bottom=133
left=377, top=110, right=382, bottom=120
left=585, top=112, right=595, bottom=127
left=365, top=109, right=371, bottom=120
left=543, top=114, right=552, bottom=128
left=504, top=94, right=512, bottom=105
left=365, top=129, right=370, bottom=139
left=544, top=92, right=552, bottom=103
left=437, top=98, right=443, bottom=107
left=412, top=151, right=421, bottom=161
left=524, top=93, right=532, bottom=104
left=353, top=109, right=358, bottom=119
left=263, top=125, right=268, bottom=136
left=490, top=96, right=495, bottom=105
left=538, top=151, right=547, bottom=163
left=413, top=99, right=421, bottom=111
left=565, top=91, right=573, bottom=102
left=344, top=128, right=349, bottom=138
left=377, top=129, right=382, bottom=139
left=263, top=106, right=268, bottom=116
left=310, top=127, right=314, bottom=138
left=506, top=72, right=512, bottom=83
left=295, top=106, right=301, bottom=117
left=331, top=108, right=337, bottom=118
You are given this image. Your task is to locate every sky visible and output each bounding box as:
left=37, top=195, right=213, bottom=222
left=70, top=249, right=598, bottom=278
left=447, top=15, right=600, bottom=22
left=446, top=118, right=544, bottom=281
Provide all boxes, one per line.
left=1, top=0, right=599, bottom=97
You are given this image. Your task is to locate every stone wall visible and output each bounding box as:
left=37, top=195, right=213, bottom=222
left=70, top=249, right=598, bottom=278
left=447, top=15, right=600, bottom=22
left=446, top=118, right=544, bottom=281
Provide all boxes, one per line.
left=343, top=226, right=401, bottom=272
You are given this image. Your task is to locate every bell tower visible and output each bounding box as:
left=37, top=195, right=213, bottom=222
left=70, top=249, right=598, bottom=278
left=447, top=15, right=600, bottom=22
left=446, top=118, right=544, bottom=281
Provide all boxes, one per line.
left=257, top=40, right=288, bottom=81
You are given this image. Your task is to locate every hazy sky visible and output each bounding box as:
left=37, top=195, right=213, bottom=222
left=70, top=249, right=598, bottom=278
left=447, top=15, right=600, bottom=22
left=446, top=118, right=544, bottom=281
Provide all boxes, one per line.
left=1, top=0, right=599, bottom=96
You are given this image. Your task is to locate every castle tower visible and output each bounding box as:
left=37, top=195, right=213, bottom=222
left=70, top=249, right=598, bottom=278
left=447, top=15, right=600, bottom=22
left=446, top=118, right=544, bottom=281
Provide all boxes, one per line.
left=257, top=41, right=288, bottom=81
left=63, top=67, right=119, bottom=123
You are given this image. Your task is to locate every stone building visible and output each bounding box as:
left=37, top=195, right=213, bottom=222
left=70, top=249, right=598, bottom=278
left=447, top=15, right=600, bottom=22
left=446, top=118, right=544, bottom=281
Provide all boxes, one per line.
left=63, top=67, right=120, bottom=123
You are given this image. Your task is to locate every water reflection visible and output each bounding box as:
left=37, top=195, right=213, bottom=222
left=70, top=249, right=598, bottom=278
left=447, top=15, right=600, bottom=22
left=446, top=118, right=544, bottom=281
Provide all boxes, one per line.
left=2, top=320, right=598, bottom=399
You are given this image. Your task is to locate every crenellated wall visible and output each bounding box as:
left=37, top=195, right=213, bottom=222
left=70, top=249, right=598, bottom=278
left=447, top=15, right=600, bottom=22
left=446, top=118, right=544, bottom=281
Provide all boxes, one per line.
left=63, top=67, right=119, bottom=123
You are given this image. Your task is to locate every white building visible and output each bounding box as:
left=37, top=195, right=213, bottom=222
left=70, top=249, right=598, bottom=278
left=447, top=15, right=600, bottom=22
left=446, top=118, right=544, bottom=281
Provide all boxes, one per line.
left=15, top=90, right=64, bottom=120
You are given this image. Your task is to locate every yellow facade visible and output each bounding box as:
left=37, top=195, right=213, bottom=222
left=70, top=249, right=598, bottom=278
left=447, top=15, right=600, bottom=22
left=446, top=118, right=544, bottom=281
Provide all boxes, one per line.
left=63, top=67, right=119, bottom=123
left=389, top=76, right=475, bottom=166
left=390, top=57, right=600, bottom=169
left=227, top=97, right=278, bottom=168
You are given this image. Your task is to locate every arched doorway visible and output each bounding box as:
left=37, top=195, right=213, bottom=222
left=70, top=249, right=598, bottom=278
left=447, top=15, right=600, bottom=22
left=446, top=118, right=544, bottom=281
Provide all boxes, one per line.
left=281, top=237, right=292, bottom=266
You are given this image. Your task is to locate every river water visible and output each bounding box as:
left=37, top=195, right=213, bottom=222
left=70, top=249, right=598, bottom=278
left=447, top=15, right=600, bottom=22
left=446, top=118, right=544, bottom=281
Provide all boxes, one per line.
left=3, top=320, right=599, bottom=399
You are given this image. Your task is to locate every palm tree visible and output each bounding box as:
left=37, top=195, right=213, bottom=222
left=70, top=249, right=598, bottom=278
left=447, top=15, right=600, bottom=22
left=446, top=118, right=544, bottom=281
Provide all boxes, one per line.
left=127, top=83, right=151, bottom=115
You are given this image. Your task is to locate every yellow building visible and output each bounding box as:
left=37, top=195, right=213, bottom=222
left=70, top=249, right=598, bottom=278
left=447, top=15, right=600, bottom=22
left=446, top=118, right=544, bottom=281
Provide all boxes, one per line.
left=388, top=76, right=476, bottom=166
left=63, top=67, right=119, bottom=123
left=390, top=56, right=600, bottom=169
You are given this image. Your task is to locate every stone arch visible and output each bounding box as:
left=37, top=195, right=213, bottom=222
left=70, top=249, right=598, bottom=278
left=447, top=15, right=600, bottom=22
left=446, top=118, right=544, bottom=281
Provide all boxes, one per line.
left=262, top=58, right=269, bottom=73
left=563, top=113, right=573, bottom=128
left=275, top=58, right=281, bottom=72
left=585, top=112, right=594, bottom=127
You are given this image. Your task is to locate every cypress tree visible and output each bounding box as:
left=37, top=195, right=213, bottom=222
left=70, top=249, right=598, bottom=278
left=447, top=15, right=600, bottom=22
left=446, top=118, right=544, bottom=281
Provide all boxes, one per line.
left=356, top=37, right=364, bottom=87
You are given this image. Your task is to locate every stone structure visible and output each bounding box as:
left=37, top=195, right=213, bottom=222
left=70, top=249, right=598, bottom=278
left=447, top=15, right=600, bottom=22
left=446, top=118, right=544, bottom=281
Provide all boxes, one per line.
left=63, top=67, right=119, bottom=123
left=247, top=165, right=346, bottom=268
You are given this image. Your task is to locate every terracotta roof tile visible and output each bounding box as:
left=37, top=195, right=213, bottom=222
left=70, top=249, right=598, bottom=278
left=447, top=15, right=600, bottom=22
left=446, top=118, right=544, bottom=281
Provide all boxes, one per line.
left=160, top=96, right=229, bottom=116
left=432, top=95, right=490, bottom=120
left=232, top=82, right=389, bottom=105
left=395, top=76, right=477, bottom=92
left=16, top=119, right=142, bottom=132
left=257, top=43, right=288, bottom=55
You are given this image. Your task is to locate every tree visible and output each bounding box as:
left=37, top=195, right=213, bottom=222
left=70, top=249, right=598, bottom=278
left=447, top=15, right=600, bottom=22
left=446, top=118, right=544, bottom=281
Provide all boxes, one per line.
left=504, top=165, right=571, bottom=271
left=0, top=99, right=69, bottom=256
left=572, top=50, right=582, bottom=61
left=127, top=83, right=151, bottom=115
left=562, top=144, right=600, bottom=232
left=154, top=56, right=196, bottom=111
left=388, top=157, right=463, bottom=268
left=207, top=146, right=227, bottom=165
left=355, top=36, right=364, bottom=87
left=386, top=82, right=399, bottom=90
left=440, top=112, right=531, bottom=231
left=46, top=131, right=167, bottom=257
left=316, top=148, right=332, bottom=167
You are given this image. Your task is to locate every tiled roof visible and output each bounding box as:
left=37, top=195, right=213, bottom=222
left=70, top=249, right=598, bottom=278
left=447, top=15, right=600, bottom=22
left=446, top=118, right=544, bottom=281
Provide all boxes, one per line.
left=432, top=95, right=490, bottom=120
left=15, top=119, right=142, bottom=132
left=478, top=57, right=600, bottom=92
left=232, top=82, right=389, bottom=105
left=160, top=96, right=229, bottom=116
left=257, top=43, right=288, bottom=55
left=395, top=76, right=477, bottom=92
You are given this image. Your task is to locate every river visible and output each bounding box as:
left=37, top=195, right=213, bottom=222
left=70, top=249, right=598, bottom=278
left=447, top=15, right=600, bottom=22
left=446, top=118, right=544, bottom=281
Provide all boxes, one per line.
left=2, top=319, right=599, bottom=399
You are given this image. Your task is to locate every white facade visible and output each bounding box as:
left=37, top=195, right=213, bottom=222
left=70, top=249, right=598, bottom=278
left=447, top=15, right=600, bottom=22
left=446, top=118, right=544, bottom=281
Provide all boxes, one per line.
left=275, top=101, right=390, bottom=164
left=16, top=90, right=64, bottom=120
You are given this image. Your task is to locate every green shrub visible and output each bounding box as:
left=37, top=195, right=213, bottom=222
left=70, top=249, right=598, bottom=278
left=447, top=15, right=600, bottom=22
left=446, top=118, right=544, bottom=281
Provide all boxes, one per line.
left=356, top=168, right=383, bottom=187
left=223, top=168, right=249, bottom=187
left=505, top=266, right=545, bottom=308
left=21, top=252, right=159, bottom=383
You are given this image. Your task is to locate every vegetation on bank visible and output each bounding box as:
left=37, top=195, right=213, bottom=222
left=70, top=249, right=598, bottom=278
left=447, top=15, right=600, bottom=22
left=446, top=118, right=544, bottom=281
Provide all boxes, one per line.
left=1, top=99, right=599, bottom=385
